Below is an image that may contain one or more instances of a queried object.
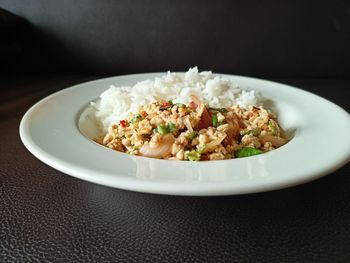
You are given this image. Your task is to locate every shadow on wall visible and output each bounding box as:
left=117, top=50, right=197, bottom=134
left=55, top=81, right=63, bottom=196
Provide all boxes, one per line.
left=0, top=8, right=30, bottom=73
left=0, top=8, right=88, bottom=74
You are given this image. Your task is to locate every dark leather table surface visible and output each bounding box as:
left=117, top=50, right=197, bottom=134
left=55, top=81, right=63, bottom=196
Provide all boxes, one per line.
left=1, top=75, right=349, bottom=263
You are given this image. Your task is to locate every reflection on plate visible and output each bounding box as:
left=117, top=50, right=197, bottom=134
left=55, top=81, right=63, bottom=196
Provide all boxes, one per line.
left=20, top=73, right=350, bottom=195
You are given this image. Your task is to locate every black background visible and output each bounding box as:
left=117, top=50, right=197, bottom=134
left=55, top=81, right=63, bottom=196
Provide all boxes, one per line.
left=1, top=0, right=350, bottom=78
left=1, top=1, right=350, bottom=262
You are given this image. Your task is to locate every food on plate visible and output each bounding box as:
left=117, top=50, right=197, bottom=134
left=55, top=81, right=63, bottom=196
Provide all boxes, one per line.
left=93, top=67, right=287, bottom=161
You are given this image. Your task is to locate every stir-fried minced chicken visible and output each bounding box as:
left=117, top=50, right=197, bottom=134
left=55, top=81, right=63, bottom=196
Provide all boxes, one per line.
left=97, top=96, right=287, bottom=161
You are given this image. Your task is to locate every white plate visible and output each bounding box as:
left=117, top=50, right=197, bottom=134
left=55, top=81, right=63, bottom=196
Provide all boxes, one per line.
left=19, top=73, right=350, bottom=196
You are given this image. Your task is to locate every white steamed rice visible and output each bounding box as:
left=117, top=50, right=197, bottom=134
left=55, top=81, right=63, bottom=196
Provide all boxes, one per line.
left=92, top=67, right=261, bottom=132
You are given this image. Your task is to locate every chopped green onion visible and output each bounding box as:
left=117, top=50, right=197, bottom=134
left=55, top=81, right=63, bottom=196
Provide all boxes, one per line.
left=240, top=129, right=251, bottom=136
left=168, top=122, right=176, bottom=132
left=132, top=146, right=139, bottom=151
left=187, top=144, right=206, bottom=161
left=168, top=100, right=173, bottom=105
left=235, top=147, right=263, bottom=158
left=130, top=113, right=141, bottom=123
left=268, top=120, right=277, bottom=136
left=156, top=124, right=170, bottom=135
left=240, top=128, right=260, bottom=136
left=198, top=144, right=206, bottom=154
left=212, top=114, right=218, bottom=127
left=156, top=122, right=176, bottom=135
left=209, top=107, right=228, bottom=113
left=187, top=131, right=198, bottom=140
left=187, top=150, right=201, bottom=161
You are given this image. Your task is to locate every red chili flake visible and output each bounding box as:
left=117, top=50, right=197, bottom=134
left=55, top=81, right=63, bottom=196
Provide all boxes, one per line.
left=119, top=120, right=128, bottom=127
left=162, top=102, right=170, bottom=107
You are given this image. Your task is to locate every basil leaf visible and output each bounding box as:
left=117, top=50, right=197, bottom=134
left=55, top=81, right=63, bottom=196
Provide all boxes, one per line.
left=168, top=122, right=176, bottom=132
left=235, top=147, right=263, bottom=158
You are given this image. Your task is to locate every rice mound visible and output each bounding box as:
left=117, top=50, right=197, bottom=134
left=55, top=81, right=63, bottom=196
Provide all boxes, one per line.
left=93, top=67, right=261, bottom=132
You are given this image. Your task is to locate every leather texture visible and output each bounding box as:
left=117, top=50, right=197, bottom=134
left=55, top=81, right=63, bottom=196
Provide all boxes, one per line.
left=1, top=76, right=350, bottom=263
left=0, top=0, right=350, bottom=77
